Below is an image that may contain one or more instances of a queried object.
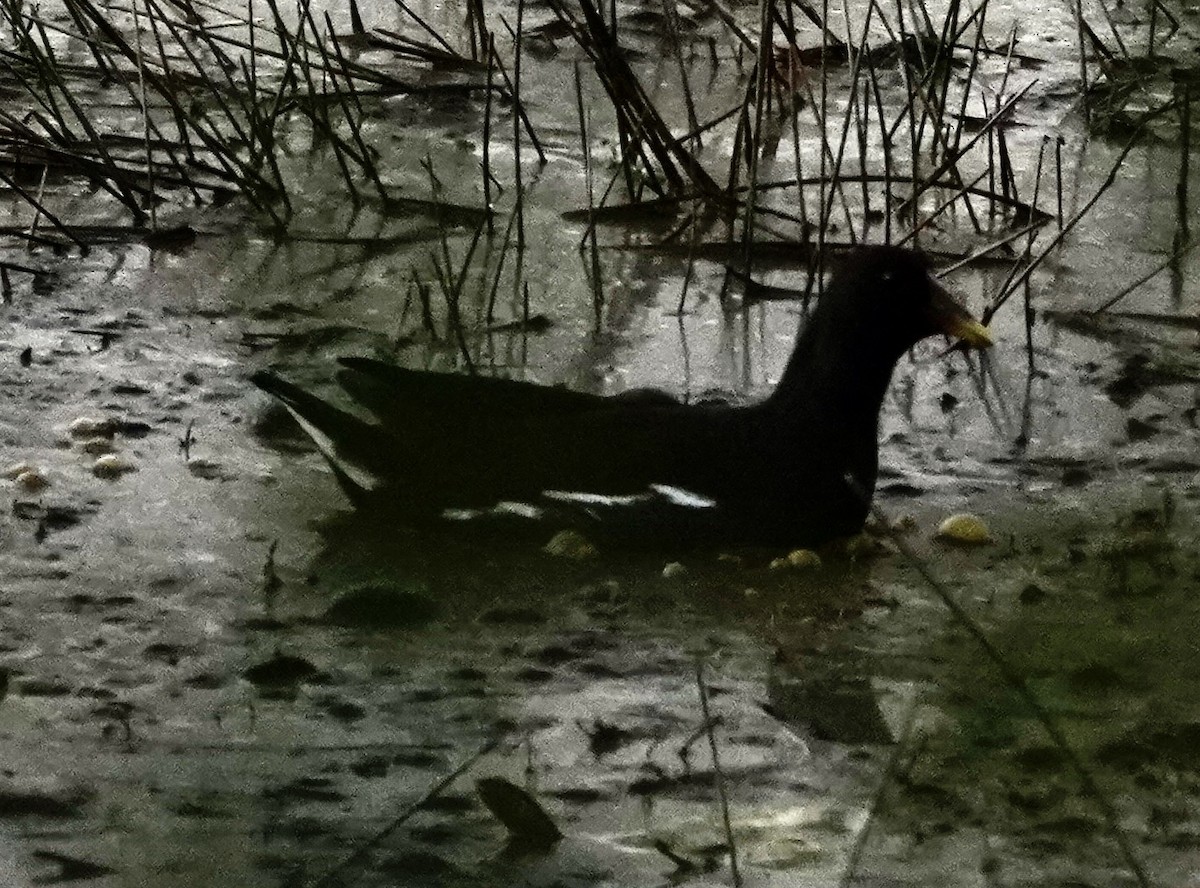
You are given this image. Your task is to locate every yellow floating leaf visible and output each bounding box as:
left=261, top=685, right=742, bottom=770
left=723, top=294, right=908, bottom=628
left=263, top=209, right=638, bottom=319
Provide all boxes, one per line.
left=542, top=530, right=596, bottom=560
left=936, top=513, right=992, bottom=545
left=770, top=548, right=823, bottom=570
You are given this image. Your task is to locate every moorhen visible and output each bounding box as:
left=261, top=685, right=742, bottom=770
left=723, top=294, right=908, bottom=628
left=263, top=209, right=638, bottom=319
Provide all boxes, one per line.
left=252, top=245, right=992, bottom=548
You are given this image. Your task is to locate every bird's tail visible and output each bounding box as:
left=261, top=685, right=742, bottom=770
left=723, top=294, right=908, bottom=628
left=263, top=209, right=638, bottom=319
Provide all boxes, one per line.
left=251, top=370, right=390, bottom=502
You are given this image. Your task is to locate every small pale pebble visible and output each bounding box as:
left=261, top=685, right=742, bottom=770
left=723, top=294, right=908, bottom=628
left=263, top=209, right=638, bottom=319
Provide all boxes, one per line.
left=845, top=533, right=890, bottom=560
left=80, top=437, right=117, bottom=455
left=769, top=549, right=823, bottom=570
left=15, top=470, right=48, bottom=492
left=92, top=454, right=136, bottom=479
left=661, top=561, right=687, bottom=579
left=935, top=513, right=992, bottom=545
left=69, top=417, right=115, bottom=439
left=3, top=462, right=38, bottom=480
left=542, top=530, right=596, bottom=560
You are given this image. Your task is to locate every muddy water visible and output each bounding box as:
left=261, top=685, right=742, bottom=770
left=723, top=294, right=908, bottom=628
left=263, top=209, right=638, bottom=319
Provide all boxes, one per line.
left=2, top=0, right=1200, bottom=885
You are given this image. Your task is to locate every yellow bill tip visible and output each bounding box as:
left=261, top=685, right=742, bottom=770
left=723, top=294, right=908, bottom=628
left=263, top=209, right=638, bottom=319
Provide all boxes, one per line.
left=944, top=315, right=993, bottom=349
left=928, top=280, right=993, bottom=349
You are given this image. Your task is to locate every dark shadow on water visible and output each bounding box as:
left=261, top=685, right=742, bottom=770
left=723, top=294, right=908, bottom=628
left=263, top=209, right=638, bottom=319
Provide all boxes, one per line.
left=301, top=506, right=882, bottom=640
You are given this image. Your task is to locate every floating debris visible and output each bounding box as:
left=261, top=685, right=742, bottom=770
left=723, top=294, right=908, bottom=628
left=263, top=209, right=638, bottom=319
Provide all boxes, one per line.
left=543, top=530, right=597, bottom=560
left=79, top=437, right=116, bottom=455
left=188, top=459, right=233, bottom=481
left=14, top=469, right=49, bottom=493
left=69, top=417, right=115, bottom=439
left=92, top=454, right=136, bottom=479
left=244, top=653, right=322, bottom=689
left=1019, top=583, right=1049, bottom=604
left=3, top=461, right=39, bottom=480
left=769, top=549, right=823, bottom=570
left=865, top=512, right=917, bottom=535
left=325, top=583, right=439, bottom=628
left=476, top=777, right=563, bottom=846
left=935, top=513, right=993, bottom=545
left=661, top=561, right=687, bottom=578
left=845, top=533, right=894, bottom=560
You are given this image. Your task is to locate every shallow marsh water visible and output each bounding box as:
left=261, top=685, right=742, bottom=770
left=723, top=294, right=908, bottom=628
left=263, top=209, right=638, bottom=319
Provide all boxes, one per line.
left=2, top=0, right=1200, bottom=884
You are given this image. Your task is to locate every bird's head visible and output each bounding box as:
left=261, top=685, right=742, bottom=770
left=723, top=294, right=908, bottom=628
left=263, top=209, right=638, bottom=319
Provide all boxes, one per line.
left=823, top=245, right=992, bottom=356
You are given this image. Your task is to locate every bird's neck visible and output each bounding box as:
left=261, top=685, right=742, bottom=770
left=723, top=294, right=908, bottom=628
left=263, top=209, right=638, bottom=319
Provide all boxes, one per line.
left=765, top=313, right=904, bottom=436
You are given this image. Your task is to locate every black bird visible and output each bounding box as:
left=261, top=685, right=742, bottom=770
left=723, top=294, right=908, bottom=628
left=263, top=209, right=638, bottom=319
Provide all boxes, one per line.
left=252, top=245, right=991, bottom=548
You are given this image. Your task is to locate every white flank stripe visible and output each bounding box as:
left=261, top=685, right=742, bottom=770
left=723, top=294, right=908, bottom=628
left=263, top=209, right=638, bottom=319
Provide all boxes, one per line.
left=649, top=484, right=717, bottom=509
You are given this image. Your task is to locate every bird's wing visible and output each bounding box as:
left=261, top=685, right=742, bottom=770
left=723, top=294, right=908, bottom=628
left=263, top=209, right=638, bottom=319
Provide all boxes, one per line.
left=337, top=357, right=679, bottom=428
left=256, top=363, right=732, bottom=514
